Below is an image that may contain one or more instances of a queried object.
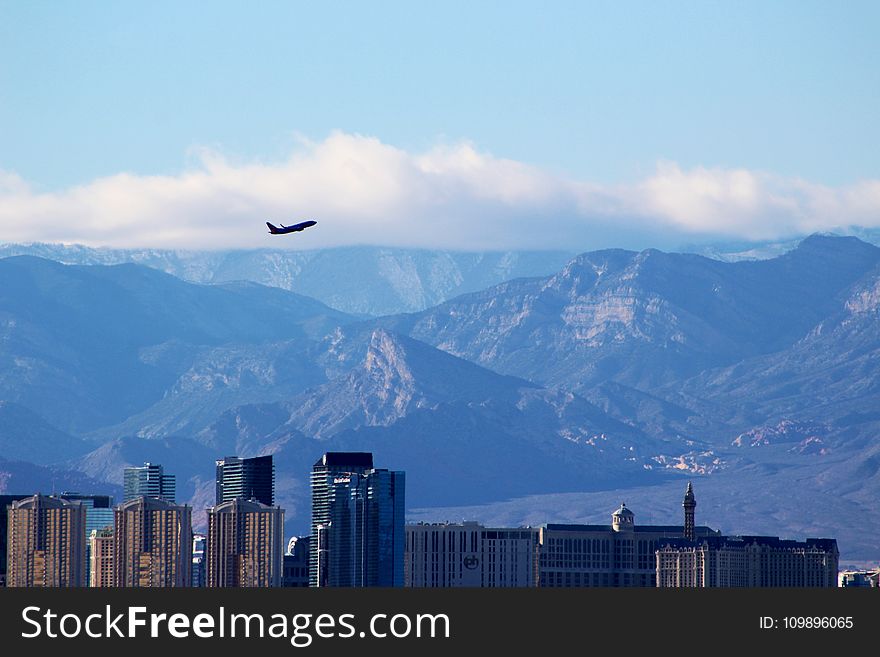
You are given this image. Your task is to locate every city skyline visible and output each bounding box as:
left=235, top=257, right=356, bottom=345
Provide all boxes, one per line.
left=1, top=402, right=871, bottom=570
left=3, top=475, right=852, bottom=588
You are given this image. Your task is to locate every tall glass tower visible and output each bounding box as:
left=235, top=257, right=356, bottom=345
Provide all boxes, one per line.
left=310, top=452, right=405, bottom=587
left=123, top=462, right=176, bottom=503
left=215, top=455, right=275, bottom=507
left=310, top=452, right=373, bottom=587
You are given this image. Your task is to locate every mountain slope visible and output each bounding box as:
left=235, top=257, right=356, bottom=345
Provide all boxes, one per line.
left=0, top=401, right=90, bottom=464
left=85, top=340, right=329, bottom=442
left=670, top=260, right=880, bottom=438
left=191, top=329, right=669, bottom=529
left=0, top=256, right=353, bottom=432
left=0, top=457, right=121, bottom=499
left=376, top=235, right=880, bottom=391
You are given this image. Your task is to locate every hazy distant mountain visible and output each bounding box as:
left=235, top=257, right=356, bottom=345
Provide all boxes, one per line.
left=0, top=401, right=90, bottom=464
left=0, top=256, right=352, bottom=433
left=0, top=456, right=120, bottom=499
left=685, top=228, right=880, bottom=262
left=0, top=243, right=575, bottom=316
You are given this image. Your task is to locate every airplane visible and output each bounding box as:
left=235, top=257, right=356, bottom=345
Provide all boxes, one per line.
left=266, top=220, right=317, bottom=235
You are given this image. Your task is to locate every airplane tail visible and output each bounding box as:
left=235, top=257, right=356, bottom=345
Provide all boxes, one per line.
left=266, top=222, right=280, bottom=234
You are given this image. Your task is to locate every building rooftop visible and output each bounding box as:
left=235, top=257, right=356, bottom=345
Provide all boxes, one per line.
left=315, top=452, right=374, bottom=468
left=545, top=523, right=719, bottom=534
left=11, top=494, right=83, bottom=510
left=657, top=535, right=838, bottom=551
left=117, top=496, right=189, bottom=511
left=210, top=497, right=280, bottom=513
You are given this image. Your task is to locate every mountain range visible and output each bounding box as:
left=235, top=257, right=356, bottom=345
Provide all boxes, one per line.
left=0, top=235, right=878, bottom=563
left=0, top=243, right=574, bottom=316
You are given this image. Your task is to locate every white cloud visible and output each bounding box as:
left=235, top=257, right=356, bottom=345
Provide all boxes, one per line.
left=1, top=131, right=879, bottom=251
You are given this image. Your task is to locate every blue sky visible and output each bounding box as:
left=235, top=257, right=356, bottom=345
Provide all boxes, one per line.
left=1, top=1, right=878, bottom=250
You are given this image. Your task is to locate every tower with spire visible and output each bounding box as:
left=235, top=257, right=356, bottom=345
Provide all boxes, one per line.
left=683, top=482, right=696, bottom=540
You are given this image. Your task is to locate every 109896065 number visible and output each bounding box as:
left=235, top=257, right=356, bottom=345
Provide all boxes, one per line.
left=782, top=616, right=853, bottom=629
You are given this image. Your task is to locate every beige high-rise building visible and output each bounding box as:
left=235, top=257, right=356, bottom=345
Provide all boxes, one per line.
left=113, top=496, right=192, bottom=587
left=89, top=527, right=115, bottom=587
left=406, top=522, right=539, bottom=587
left=6, top=494, right=86, bottom=587
left=206, top=498, right=284, bottom=587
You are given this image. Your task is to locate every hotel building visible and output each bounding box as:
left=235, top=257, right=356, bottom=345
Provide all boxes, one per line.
left=6, top=494, right=87, bottom=587
left=113, top=496, right=192, bottom=587
left=656, top=535, right=839, bottom=587
left=406, top=522, right=539, bottom=587
left=205, top=497, right=284, bottom=587
left=215, top=455, right=275, bottom=507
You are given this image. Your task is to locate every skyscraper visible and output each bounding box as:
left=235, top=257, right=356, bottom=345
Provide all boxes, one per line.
left=215, top=455, right=275, bottom=506
left=0, top=494, right=31, bottom=586
left=310, top=452, right=405, bottom=587
left=6, top=494, right=86, bottom=587
left=113, top=496, right=192, bottom=587
left=310, top=452, right=374, bottom=587
left=123, top=462, right=176, bottom=503
left=361, top=468, right=406, bottom=587
left=205, top=498, right=284, bottom=587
